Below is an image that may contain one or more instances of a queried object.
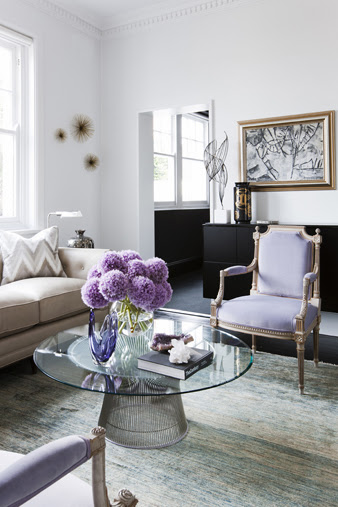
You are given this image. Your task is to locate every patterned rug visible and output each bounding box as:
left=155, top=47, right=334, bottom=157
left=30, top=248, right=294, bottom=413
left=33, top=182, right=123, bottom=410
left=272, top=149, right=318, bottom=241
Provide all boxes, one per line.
left=0, top=353, right=337, bottom=507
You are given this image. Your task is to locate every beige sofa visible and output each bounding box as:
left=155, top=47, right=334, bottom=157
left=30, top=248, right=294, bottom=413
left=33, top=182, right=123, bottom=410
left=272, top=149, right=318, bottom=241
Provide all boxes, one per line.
left=0, top=247, right=109, bottom=368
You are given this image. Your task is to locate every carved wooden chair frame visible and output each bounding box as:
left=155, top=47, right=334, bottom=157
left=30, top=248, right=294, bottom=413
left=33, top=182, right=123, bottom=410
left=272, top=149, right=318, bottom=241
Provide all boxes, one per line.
left=210, top=225, right=322, bottom=394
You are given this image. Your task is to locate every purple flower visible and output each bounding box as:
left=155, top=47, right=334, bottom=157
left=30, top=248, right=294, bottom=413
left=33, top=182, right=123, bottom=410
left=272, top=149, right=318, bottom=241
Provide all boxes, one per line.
left=162, top=280, right=173, bottom=303
left=128, top=276, right=155, bottom=310
left=128, top=259, right=149, bottom=278
left=145, top=283, right=169, bottom=311
left=146, top=257, right=169, bottom=284
left=120, top=249, right=142, bottom=263
left=99, top=270, right=128, bottom=302
left=81, top=278, right=108, bottom=309
left=100, top=251, right=128, bottom=274
left=87, top=264, right=102, bottom=280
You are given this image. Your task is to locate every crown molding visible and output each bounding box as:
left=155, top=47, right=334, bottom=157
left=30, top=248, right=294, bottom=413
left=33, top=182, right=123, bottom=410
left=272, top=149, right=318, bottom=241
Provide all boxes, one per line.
left=20, top=0, right=256, bottom=40
left=102, top=0, right=253, bottom=38
left=20, top=0, right=101, bottom=39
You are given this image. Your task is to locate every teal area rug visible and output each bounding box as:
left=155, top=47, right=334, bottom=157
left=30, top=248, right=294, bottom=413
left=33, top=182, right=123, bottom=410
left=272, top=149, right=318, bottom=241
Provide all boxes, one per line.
left=0, top=353, right=337, bottom=506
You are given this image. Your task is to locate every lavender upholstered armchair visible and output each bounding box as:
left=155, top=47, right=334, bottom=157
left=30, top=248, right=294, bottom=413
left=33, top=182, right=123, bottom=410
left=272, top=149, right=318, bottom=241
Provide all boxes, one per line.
left=210, top=225, right=322, bottom=394
left=0, top=427, right=138, bottom=507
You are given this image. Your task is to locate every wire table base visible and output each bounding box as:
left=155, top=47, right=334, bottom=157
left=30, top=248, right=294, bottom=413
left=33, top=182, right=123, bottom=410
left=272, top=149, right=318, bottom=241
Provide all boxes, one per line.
left=98, top=392, right=188, bottom=449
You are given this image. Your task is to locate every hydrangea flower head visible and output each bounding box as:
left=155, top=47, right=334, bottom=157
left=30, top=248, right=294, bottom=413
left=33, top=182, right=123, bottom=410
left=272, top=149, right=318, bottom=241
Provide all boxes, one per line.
left=99, top=270, right=128, bottom=302
left=146, top=257, right=169, bottom=284
left=128, top=259, right=149, bottom=279
left=120, top=249, right=142, bottom=263
left=87, top=264, right=102, bottom=280
left=162, top=280, right=173, bottom=302
left=128, top=276, right=156, bottom=310
left=144, top=282, right=169, bottom=312
left=81, top=278, right=107, bottom=309
left=100, top=251, right=128, bottom=274
left=82, top=250, right=172, bottom=319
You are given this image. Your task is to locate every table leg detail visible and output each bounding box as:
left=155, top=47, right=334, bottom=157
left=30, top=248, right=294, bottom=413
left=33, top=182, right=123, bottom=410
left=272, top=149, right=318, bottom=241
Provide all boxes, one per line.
left=98, top=393, right=188, bottom=449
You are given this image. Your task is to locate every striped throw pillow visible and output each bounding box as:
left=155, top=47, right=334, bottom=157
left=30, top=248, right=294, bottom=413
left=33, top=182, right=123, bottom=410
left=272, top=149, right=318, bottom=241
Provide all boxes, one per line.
left=0, top=226, right=66, bottom=285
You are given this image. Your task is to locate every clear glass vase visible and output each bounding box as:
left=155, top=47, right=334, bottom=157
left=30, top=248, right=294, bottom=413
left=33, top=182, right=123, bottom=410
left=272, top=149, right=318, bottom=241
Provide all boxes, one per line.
left=111, top=300, right=153, bottom=337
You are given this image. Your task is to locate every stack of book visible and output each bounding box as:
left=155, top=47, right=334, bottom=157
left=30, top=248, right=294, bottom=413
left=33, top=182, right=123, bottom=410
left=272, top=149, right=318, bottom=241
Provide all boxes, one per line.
left=137, top=347, right=213, bottom=380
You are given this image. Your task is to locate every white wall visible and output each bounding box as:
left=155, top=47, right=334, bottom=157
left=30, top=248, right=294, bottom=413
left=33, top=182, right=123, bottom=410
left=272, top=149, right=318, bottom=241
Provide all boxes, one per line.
left=2, top=0, right=337, bottom=252
left=101, top=0, right=338, bottom=255
left=0, top=0, right=102, bottom=246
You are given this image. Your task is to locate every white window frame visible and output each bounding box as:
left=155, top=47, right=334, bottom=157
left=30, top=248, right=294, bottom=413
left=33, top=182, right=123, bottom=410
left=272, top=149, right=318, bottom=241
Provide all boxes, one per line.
left=0, top=25, right=35, bottom=231
left=154, top=112, right=209, bottom=210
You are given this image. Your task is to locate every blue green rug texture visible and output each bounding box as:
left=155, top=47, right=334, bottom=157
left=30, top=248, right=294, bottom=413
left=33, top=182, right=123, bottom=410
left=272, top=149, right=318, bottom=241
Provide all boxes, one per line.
left=0, top=352, right=337, bottom=506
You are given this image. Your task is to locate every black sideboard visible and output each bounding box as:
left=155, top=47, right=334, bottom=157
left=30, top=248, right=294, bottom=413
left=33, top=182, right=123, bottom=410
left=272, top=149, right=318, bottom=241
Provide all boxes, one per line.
left=203, top=223, right=338, bottom=312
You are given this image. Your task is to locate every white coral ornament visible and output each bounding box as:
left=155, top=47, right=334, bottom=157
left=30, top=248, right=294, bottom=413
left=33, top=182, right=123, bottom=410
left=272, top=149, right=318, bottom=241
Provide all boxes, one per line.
left=168, top=339, right=192, bottom=364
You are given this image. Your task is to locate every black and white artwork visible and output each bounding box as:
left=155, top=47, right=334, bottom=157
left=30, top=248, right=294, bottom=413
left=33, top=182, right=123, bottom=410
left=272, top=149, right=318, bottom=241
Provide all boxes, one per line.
left=238, top=111, right=335, bottom=191
left=246, top=122, right=323, bottom=182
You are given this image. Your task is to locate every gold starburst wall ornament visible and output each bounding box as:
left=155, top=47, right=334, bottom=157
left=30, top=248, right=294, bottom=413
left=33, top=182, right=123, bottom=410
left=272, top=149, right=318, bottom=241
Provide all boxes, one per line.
left=54, top=128, right=67, bottom=142
left=84, top=153, right=100, bottom=171
left=71, top=114, right=94, bottom=142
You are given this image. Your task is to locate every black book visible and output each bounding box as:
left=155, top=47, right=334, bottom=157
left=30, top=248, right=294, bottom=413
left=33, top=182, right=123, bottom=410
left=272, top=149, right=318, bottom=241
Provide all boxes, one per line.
left=137, top=347, right=213, bottom=380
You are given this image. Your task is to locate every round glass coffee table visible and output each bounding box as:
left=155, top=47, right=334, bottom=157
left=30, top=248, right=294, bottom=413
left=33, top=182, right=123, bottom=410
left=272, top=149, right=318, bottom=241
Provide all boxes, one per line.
left=34, top=311, right=253, bottom=449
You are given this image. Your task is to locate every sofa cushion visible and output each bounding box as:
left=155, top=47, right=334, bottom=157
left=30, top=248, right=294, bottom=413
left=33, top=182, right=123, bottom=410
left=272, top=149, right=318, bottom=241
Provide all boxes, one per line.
left=0, top=227, right=66, bottom=286
left=0, top=284, right=39, bottom=338
left=13, top=277, right=88, bottom=324
left=0, top=278, right=87, bottom=338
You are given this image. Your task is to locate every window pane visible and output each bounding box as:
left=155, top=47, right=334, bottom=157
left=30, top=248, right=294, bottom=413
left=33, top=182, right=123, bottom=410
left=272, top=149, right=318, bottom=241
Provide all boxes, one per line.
left=182, top=159, right=207, bottom=202
left=153, top=111, right=174, bottom=154
left=0, top=47, right=13, bottom=90
left=182, top=116, right=206, bottom=159
left=0, top=133, right=15, bottom=217
left=0, top=90, right=13, bottom=128
left=154, top=154, right=175, bottom=202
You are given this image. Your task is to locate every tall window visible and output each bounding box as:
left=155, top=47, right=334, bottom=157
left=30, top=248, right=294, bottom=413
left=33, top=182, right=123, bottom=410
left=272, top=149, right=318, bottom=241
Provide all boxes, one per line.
left=0, top=25, right=34, bottom=230
left=154, top=110, right=209, bottom=208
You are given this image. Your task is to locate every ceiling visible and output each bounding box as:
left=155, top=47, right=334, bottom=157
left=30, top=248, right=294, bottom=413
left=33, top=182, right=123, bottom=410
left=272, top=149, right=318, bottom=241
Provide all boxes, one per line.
left=49, top=0, right=201, bottom=30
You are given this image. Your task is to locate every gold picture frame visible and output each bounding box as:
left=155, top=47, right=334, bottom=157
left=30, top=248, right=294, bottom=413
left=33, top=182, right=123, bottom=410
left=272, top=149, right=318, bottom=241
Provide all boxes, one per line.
left=238, top=110, right=335, bottom=191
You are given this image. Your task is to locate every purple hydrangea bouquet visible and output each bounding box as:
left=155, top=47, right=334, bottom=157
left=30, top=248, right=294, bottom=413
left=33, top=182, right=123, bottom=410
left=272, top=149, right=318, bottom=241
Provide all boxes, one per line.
left=81, top=250, right=173, bottom=336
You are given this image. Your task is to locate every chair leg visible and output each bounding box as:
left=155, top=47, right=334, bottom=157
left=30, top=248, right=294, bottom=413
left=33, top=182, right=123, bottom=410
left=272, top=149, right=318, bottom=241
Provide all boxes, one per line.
left=252, top=335, right=256, bottom=353
left=313, top=325, right=319, bottom=367
left=296, top=342, right=305, bottom=395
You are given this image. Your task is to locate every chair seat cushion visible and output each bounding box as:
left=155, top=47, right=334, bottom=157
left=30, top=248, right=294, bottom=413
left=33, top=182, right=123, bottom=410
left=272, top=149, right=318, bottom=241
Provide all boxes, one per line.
left=217, top=295, right=318, bottom=333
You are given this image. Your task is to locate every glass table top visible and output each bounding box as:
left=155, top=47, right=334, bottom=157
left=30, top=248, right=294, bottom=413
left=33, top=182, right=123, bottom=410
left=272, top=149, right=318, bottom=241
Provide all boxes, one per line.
left=34, top=311, right=253, bottom=396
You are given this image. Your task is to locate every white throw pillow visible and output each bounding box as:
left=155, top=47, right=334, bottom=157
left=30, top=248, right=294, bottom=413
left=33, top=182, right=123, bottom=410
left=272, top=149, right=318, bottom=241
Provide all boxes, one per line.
left=0, top=226, right=66, bottom=285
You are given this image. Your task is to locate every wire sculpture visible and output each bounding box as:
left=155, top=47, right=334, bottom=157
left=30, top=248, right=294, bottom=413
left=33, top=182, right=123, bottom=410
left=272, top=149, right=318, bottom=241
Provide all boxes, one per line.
left=204, top=132, right=229, bottom=208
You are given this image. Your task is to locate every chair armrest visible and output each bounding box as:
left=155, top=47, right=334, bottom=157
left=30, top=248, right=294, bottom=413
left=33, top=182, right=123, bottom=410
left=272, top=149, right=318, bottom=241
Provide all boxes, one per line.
left=0, top=427, right=137, bottom=507
left=58, top=247, right=109, bottom=280
left=211, top=259, right=258, bottom=316
left=224, top=265, right=248, bottom=276
left=0, top=435, right=91, bottom=507
left=304, top=271, right=317, bottom=283
left=295, top=272, right=318, bottom=324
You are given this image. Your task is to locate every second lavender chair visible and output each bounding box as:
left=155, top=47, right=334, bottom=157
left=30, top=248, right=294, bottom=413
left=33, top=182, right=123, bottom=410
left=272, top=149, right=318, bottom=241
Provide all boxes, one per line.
left=210, top=225, right=322, bottom=394
left=0, top=427, right=138, bottom=507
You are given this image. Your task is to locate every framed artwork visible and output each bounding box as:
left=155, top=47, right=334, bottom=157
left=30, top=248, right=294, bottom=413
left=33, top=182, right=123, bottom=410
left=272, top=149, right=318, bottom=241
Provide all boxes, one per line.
left=238, top=110, right=335, bottom=191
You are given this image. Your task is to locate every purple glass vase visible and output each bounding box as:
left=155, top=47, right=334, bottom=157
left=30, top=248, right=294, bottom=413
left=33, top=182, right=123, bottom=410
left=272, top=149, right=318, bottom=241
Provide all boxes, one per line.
left=88, top=309, right=118, bottom=366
